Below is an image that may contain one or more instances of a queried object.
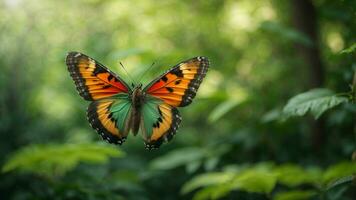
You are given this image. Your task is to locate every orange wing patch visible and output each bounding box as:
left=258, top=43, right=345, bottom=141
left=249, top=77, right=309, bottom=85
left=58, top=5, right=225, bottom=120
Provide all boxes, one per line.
left=66, top=52, right=129, bottom=101
left=146, top=56, right=209, bottom=107
left=143, top=103, right=181, bottom=149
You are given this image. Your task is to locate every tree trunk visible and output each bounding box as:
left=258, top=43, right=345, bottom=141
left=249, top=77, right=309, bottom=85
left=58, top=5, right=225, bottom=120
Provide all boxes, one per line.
left=291, top=0, right=325, bottom=153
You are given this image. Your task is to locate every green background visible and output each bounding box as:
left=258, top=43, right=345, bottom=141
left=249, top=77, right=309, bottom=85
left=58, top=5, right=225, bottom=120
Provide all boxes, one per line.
left=0, top=0, right=355, bottom=199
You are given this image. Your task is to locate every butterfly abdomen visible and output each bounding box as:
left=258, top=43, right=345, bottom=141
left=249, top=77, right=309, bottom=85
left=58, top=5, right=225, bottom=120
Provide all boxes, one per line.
left=131, top=86, right=145, bottom=135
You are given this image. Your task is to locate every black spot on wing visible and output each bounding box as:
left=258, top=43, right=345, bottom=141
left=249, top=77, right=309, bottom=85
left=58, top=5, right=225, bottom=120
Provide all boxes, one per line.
left=153, top=121, right=160, bottom=128
left=93, top=62, right=107, bottom=75
left=158, top=107, right=163, bottom=116
left=161, top=76, right=168, bottom=82
left=171, top=67, right=184, bottom=78
left=166, top=87, right=174, bottom=93
left=108, top=74, right=114, bottom=82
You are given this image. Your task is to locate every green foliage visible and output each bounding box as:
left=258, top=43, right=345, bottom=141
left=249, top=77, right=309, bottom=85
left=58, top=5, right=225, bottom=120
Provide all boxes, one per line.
left=325, top=175, right=354, bottom=192
left=182, top=162, right=356, bottom=199
left=274, top=164, right=321, bottom=187
left=340, top=43, right=356, bottom=54
left=181, top=171, right=235, bottom=195
left=283, top=88, right=349, bottom=119
left=150, top=147, right=206, bottom=171
left=274, top=190, right=316, bottom=200
left=182, top=164, right=277, bottom=199
left=150, top=146, right=230, bottom=173
left=260, top=21, right=312, bottom=46
left=232, top=169, right=277, bottom=194
left=208, top=88, right=248, bottom=122
left=209, top=100, right=240, bottom=122
left=209, top=99, right=243, bottom=122
left=323, top=162, right=356, bottom=186
left=208, top=87, right=248, bottom=123
left=2, top=143, right=124, bottom=177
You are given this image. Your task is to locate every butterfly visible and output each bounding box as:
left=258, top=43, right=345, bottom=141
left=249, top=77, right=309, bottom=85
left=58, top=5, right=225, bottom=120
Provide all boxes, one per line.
left=66, top=52, right=209, bottom=149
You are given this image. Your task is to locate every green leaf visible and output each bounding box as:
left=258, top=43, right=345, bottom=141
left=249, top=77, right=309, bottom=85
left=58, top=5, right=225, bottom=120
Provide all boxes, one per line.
left=2, top=143, right=124, bottom=177
left=274, top=190, right=316, bottom=200
left=261, top=108, right=283, bottom=123
left=322, top=161, right=356, bottom=186
left=208, top=99, right=242, bottom=122
left=181, top=171, right=235, bottom=194
left=208, top=88, right=248, bottom=123
left=150, top=147, right=206, bottom=170
left=325, top=175, right=354, bottom=191
left=274, top=164, right=321, bottom=187
left=192, top=186, right=217, bottom=200
left=185, top=163, right=277, bottom=197
left=204, top=157, right=219, bottom=171
left=232, top=170, right=277, bottom=194
left=283, top=88, right=348, bottom=119
left=186, top=161, right=202, bottom=174
left=340, top=43, right=356, bottom=54
left=192, top=184, right=232, bottom=200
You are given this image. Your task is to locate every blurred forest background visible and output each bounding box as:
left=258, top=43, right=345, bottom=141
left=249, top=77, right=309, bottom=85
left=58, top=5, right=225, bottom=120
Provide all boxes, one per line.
left=0, top=0, right=355, bottom=199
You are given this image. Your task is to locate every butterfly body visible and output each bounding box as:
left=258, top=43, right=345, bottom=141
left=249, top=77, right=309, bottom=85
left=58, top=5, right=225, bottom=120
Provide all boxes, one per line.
left=130, top=84, right=145, bottom=136
left=66, top=52, right=209, bottom=149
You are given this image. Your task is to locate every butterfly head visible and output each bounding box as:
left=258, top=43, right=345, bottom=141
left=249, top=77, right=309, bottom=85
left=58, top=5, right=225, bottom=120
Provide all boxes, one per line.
left=131, top=83, right=143, bottom=89
left=131, top=83, right=144, bottom=98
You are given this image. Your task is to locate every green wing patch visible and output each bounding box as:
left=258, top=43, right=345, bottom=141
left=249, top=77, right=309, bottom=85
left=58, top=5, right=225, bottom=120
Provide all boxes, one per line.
left=142, top=96, right=164, bottom=139
left=110, top=94, right=132, bottom=133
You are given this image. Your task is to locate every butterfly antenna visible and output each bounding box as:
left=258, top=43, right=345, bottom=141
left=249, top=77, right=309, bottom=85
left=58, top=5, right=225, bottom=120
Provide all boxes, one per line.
left=138, top=62, right=156, bottom=82
left=119, top=62, right=136, bottom=85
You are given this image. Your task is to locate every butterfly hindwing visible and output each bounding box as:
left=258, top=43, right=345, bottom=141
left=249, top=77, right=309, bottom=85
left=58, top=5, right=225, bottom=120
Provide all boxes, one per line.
left=87, top=94, right=132, bottom=145
left=66, top=52, right=130, bottom=101
left=145, top=56, right=209, bottom=107
left=141, top=96, right=182, bottom=149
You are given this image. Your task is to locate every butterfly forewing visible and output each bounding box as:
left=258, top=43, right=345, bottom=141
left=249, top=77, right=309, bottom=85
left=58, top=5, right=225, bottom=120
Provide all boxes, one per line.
left=145, top=56, right=209, bottom=107
left=66, top=52, right=130, bottom=101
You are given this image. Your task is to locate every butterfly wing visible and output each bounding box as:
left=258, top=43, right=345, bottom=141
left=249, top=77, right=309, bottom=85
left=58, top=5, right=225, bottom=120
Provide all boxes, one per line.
left=87, top=93, right=132, bottom=145
left=66, top=52, right=132, bottom=145
left=66, top=52, right=130, bottom=101
left=144, top=56, right=209, bottom=107
left=140, top=96, right=181, bottom=149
